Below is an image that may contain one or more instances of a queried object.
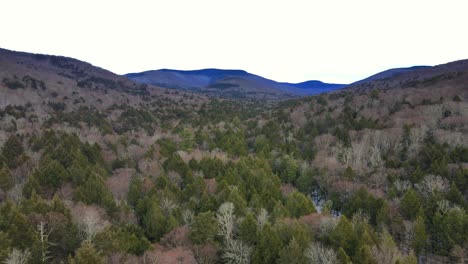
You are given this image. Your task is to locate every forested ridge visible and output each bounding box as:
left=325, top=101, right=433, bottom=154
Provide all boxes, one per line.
left=0, top=48, right=467, bottom=263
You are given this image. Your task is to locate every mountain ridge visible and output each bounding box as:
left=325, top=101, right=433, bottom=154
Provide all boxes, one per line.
left=125, top=68, right=347, bottom=99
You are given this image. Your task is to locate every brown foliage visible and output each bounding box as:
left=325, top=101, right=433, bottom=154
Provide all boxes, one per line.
left=160, top=226, right=192, bottom=248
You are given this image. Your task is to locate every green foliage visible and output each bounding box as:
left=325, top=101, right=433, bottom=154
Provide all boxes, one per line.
left=1, top=134, right=25, bottom=168
left=430, top=208, right=467, bottom=255
left=34, top=158, right=68, bottom=192
left=337, top=247, right=352, bottom=264
left=0, top=166, right=13, bottom=191
left=275, top=155, right=299, bottom=183
left=69, top=242, right=106, bottom=264
left=0, top=202, right=36, bottom=250
left=94, top=225, right=150, bottom=255
left=189, top=211, right=218, bottom=244
left=354, top=244, right=376, bottom=264
left=252, top=224, right=282, bottom=264
left=74, top=173, right=116, bottom=214
left=277, top=238, right=307, bottom=264
left=0, top=231, right=11, bottom=262
left=180, top=127, right=195, bottom=151
left=139, top=196, right=177, bottom=242
left=343, top=188, right=390, bottom=226
left=238, top=213, right=257, bottom=245
left=400, top=189, right=422, bottom=220
left=214, top=127, right=248, bottom=156
left=285, top=191, right=316, bottom=218
left=114, top=106, right=157, bottom=134
left=412, top=214, right=427, bottom=254
left=163, top=153, right=191, bottom=177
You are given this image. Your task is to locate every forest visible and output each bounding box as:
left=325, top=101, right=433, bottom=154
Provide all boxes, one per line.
left=0, top=49, right=467, bottom=263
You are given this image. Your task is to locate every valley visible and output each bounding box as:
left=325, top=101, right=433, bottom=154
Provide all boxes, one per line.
left=0, top=47, right=467, bottom=264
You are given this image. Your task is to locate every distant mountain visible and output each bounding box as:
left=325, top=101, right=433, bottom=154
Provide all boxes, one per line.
left=287, top=80, right=346, bottom=93
left=125, top=69, right=345, bottom=99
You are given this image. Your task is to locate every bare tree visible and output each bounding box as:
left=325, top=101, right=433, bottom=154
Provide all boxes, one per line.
left=304, top=242, right=338, bottom=264
left=256, top=208, right=268, bottom=229
left=216, top=202, right=235, bottom=242
left=216, top=203, right=252, bottom=264
left=6, top=182, right=25, bottom=204
left=160, top=197, right=178, bottom=216
left=72, top=204, right=109, bottom=242
left=222, top=239, right=252, bottom=264
left=319, top=217, right=338, bottom=237
left=3, top=248, right=31, bottom=264
left=36, top=221, right=54, bottom=263
left=182, top=209, right=194, bottom=226
left=394, top=180, right=412, bottom=194
left=402, top=220, right=414, bottom=254
left=416, top=174, right=449, bottom=197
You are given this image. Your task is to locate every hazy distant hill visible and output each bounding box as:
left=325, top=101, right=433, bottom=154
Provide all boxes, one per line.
left=126, top=69, right=346, bottom=99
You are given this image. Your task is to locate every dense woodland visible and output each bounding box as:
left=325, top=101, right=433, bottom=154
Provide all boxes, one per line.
left=0, top=49, right=467, bottom=263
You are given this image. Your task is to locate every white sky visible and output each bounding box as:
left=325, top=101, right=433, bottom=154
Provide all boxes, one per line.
left=1, top=0, right=468, bottom=83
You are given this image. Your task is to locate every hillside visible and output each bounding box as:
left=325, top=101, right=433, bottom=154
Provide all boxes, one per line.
left=347, top=59, right=468, bottom=93
left=0, top=48, right=467, bottom=264
left=351, top=66, right=430, bottom=85
left=126, top=69, right=345, bottom=99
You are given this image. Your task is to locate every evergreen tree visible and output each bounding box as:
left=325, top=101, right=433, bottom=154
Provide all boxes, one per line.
left=189, top=211, right=218, bottom=244
left=180, top=127, right=195, bottom=151
left=337, top=247, right=352, bottom=264
left=412, top=214, right=427, bottom=255
left=1, top=134, right=24, bottom=168
left=354, top=244, right=376, bottom=264
left=400, top=189, right=421, bottom=220
left=69, top=242, right=105, bottom=264
left=0, top=231, right=11, bottom=262
left=142, top=199, right=176, bottom=241
left=238, top=213, right=257, bottom=245
left=252, top=224, right=282, bottom=264
left=0, top=165, right=13, bottom=191
left=285, top=191, right=316, bottom=218
left=278, top=238, right=307, bottom=264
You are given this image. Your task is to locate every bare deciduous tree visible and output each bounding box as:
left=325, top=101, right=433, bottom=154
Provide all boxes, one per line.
left=304, top=242, right=338, bottom=264
left=394, top=180, right=412, bottom=194
left=319, top=217, right=338, bottom=237
left=160, top=197, right=178, bottom=216
left=416, top=174, right=449, bottom=197
left=222, top=239, right=252, bottom=264
left=4, top=248, right=31, bottom=264
left=6, top=182, right=24, bottom=204
left=256, top=208, right=268, bottom=229
left=217, top=202, right=235, bottom=242
left=36, top=221, right=54, bottom=263
left=72, top=204, right=109, bottom=242
left=182, top=209, right=194, bottom=226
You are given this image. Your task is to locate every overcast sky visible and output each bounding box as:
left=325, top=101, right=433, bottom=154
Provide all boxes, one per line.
left=2, top=0, right=468, bottom=83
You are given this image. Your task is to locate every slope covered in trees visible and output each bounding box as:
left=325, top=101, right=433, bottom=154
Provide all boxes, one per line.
left=0, top=48, right=467, bottom=263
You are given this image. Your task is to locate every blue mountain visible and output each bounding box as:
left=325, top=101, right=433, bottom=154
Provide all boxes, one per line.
left=125, top=69, right=346, bottom=99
